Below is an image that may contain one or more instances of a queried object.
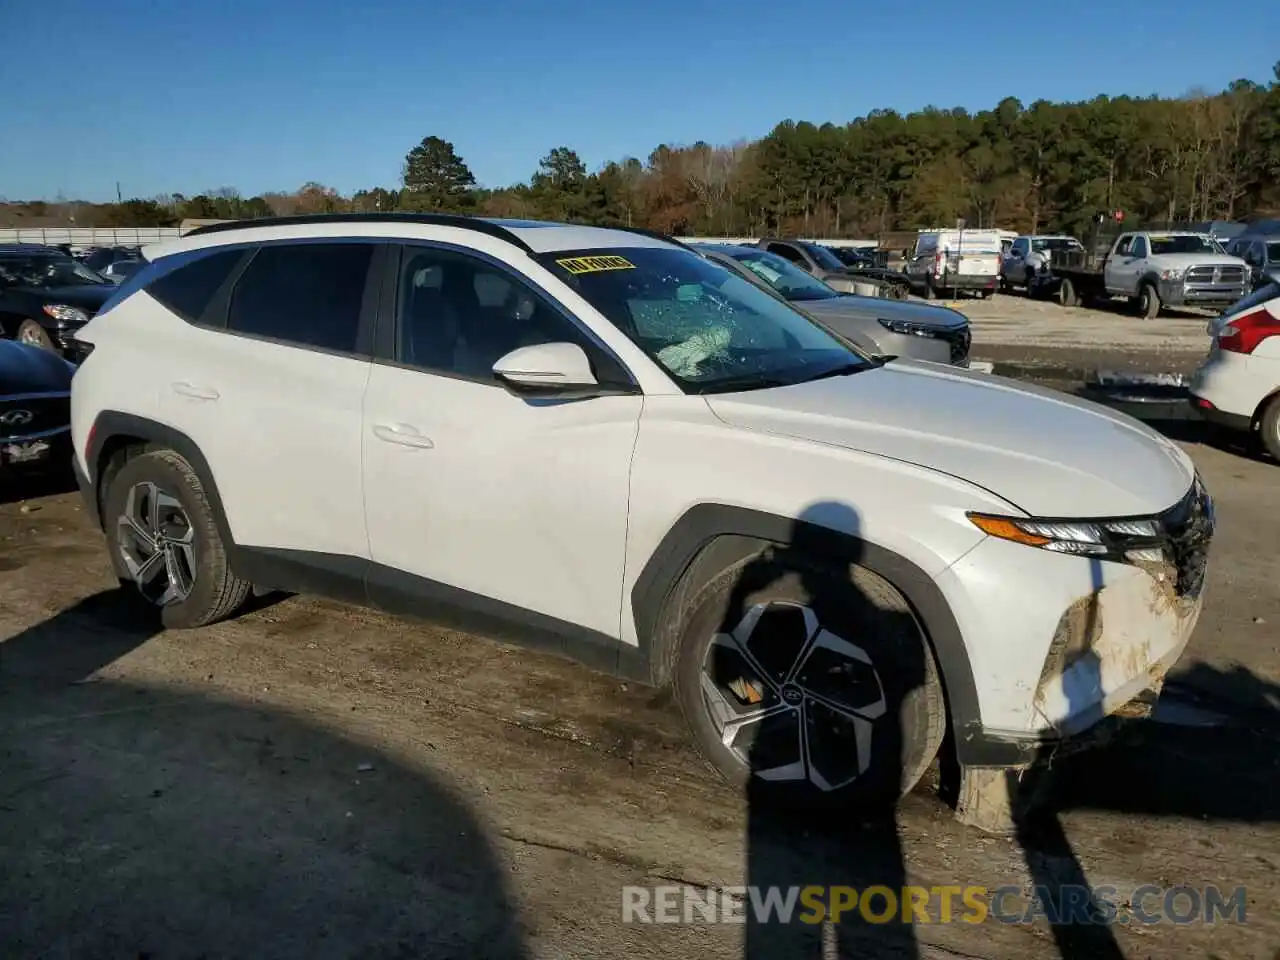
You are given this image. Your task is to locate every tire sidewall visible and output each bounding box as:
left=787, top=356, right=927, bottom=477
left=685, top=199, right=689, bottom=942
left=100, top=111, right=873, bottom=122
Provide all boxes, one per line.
left=1139, top=284, right=1160, bottom=318
left=670, top=553, right=944, bottom=809
left=102, top=450, right=225, bottom=629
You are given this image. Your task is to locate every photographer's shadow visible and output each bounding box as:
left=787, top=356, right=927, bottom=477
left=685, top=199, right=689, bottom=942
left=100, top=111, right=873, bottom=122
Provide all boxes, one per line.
left=704, top=502, right=935, bottom=959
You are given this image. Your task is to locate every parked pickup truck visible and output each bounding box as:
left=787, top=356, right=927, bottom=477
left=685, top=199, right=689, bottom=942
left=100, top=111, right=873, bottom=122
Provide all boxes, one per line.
left=1046, top=230, right=1250, bottom=318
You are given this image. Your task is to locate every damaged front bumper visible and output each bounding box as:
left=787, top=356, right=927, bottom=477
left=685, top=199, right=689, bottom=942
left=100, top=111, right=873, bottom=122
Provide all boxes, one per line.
left=941, top=481, right=1213, bottom=769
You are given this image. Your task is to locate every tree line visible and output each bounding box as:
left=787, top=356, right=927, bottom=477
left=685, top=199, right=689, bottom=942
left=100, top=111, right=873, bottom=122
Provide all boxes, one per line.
left=5, top=64, right=1278, bottom=240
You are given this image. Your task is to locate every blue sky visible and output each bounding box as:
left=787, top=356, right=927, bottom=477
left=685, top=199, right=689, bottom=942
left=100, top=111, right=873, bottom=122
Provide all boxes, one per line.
left=2, top=0, right=1277, bottom=202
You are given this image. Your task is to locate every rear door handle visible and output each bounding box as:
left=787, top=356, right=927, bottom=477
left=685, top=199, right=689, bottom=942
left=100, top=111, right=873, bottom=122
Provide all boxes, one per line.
left=172, top=381, right=219, bottom=401
left=372, top=422, right=434, bottom=449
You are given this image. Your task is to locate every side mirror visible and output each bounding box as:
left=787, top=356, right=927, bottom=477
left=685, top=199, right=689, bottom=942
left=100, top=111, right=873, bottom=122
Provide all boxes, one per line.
left=492, top=342, right=599, bottom=393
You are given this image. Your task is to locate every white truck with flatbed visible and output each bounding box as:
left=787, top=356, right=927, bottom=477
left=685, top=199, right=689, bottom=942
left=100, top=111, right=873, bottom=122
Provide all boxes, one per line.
left=1045, top=229, right=1250, bottom=318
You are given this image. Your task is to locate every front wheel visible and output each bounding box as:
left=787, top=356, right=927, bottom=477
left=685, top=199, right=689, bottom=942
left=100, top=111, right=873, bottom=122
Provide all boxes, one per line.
left=671, top=552, right=946, bottom=809
left=102, top=449, right=251, bottom=629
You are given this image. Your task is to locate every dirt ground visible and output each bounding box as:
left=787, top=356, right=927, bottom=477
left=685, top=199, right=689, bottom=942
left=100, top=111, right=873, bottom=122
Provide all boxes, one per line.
left=3, top=360, right=1279, bottom=959
left=955, top=291, right=1215, bottom=379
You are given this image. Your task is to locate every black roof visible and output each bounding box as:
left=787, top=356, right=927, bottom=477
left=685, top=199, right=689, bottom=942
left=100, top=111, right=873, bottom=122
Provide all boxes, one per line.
left=0, top=243, right=65, bottom=256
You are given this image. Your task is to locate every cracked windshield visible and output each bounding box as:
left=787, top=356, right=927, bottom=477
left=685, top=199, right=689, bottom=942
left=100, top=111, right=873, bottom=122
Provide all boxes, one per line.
left=543, top=247, right=868, bottom=392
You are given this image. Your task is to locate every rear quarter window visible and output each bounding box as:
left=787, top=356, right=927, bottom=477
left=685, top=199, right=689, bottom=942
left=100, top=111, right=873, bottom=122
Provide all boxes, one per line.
left=144, top=248, right=248, bottom=323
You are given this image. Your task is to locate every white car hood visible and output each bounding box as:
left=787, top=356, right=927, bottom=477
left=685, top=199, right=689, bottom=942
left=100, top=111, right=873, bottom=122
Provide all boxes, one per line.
left=706, top=360, right=1195, bottom=518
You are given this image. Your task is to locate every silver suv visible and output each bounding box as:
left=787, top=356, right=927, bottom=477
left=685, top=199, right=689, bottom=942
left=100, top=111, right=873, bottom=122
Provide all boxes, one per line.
left=694, top=244, right=972, bottom=365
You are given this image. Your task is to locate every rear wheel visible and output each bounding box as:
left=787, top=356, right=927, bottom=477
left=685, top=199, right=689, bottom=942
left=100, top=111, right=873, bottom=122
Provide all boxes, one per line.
left=16, top=319, right=56, bottom=353
left=671, top=552, right=946, bottom=809
left=102, top=449, right=251, bottom=629
left=1058, top=277, right=1078, bottom=307
left=1260, top=395, right=1280, bottom=462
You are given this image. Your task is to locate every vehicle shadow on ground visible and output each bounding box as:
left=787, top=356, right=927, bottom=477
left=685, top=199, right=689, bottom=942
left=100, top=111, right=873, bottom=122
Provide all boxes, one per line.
left=0, top=464, right=77, bottom=507
left=709, top=503, right=928, bottom=958
left=0, top=589, right=529, bottom=959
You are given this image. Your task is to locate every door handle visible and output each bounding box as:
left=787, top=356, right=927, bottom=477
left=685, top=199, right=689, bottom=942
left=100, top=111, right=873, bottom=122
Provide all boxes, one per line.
left=172, top=381, right=219, bottom=401
left=372, top=422, right=434, bottom=449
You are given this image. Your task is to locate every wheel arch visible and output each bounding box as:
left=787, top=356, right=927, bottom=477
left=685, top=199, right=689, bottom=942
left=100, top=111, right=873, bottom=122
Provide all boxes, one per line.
left=631, top=503, right=982, bottom=745
left=1252, top=385, right=1280, bottom=427
left=87, top=411, right=237, bottom=556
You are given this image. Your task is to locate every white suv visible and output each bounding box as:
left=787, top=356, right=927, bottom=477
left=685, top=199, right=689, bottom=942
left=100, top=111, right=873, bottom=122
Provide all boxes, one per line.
left=70, top=215, right=1214, bottom=807
left=1190, top=280, right=1280, bottom=459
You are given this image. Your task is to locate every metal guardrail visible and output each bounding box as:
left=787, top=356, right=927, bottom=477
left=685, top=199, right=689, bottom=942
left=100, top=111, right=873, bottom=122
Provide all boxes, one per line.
left=0, top=227, right=182, bottom=249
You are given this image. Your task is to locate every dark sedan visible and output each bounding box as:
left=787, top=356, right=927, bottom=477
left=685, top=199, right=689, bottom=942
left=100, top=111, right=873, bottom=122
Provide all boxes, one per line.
left=0, top=338, right=74, bottom=475
left=0, top=245, right=114, bottom=359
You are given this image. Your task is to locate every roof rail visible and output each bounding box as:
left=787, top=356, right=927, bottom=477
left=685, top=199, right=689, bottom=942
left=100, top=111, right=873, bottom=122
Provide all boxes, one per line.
left=183, top=213, right=535, bottom=254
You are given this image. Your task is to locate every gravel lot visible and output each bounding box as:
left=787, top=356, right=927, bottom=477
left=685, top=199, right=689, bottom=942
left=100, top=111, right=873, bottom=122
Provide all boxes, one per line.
left=955, top=292, right=1215, bottom=379
left=2, top=332, right=1277, bottom=960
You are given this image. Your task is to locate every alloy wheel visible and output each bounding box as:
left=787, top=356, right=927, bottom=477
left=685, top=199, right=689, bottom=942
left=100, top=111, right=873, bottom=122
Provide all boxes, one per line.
left=116, top=481, right=197, bottom=605
left=700, top=601, right=887, bottom=792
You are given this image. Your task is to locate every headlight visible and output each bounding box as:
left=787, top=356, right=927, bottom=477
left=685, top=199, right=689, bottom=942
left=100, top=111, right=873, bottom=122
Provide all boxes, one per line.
left=41, top=304, right=90, bottom=326
left=968, top=512, right=1162, bottom=562
left=878, top=318, right=931, bottom=337
left=1160, top=268, right=1185, bottom=281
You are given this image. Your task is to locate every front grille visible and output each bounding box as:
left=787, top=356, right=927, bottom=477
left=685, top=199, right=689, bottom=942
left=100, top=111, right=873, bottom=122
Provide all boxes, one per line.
left=940, top=326, right=971, bottom=365
left=921, top=327, right=967, bottom=363
left=1158, top=481, right=1214, bottom=598
left=1186, top=265, right=1245, bottom=285
left=0, top=393, right=70, bottom=441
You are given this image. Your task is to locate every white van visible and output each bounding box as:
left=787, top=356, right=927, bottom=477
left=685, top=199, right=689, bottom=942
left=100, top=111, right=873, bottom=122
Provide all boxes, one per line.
left=904, top=228, right=1003, bottom=299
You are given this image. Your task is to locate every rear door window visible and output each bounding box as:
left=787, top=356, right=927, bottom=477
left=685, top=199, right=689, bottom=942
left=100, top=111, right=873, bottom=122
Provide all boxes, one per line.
left=766, top=243, right=807, bottom=266
left=227, top=243, right=375, bottom=354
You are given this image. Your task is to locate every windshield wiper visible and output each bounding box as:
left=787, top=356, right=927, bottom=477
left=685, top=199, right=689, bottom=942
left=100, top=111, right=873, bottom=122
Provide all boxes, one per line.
left=692, top=374, right=793, bottom=395
left=796, top=361, right=875, bottom=383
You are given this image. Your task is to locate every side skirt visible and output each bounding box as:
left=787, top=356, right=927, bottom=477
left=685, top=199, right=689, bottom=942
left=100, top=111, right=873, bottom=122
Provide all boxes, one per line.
left=237, top=546, right=652, bottom=684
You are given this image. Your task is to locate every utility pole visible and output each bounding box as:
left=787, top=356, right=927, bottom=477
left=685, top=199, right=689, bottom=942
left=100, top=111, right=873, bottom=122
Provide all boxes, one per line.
left=116, top=181, right=123, bottom=203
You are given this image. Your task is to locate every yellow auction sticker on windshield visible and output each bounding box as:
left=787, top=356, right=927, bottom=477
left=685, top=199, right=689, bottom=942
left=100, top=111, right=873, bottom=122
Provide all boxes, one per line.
left=556, top=255, right=636, bottom=275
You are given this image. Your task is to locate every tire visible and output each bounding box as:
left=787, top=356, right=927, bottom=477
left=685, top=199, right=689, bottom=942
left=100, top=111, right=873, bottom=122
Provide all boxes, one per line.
left=1057, top=277, right=1078, bottom=308
left=1260, top=395, right=1280, bottom=462
left=1138, top=282, right=1161, bottom=319
left=670, top=550, right=946, bottom=810
left=102, top=448, right=251, bottom=629
left=16, top=319, right=56, bottom=353
left=979, top=288, right=993, bottom=300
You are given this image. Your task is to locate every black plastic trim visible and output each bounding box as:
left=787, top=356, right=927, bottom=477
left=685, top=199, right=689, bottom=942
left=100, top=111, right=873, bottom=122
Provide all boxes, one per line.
left=629, top=503, right=988, bottom=761
left=1190, top=398, right=1252, bottom=432
left=364, top=559, right=651, bottom=682
left=85, top=412, right=239, bottom=560
left=184, top=213, right=536, bottom=254
left=74, top=455, right=98, bottom=528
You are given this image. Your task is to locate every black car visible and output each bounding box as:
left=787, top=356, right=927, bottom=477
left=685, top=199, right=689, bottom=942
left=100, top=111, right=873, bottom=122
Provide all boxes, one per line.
left=81, top=245, right=143, bottom=274
left=0, top=338, right=73, bottom=476
left=0, top=244, right=115, bottom=359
